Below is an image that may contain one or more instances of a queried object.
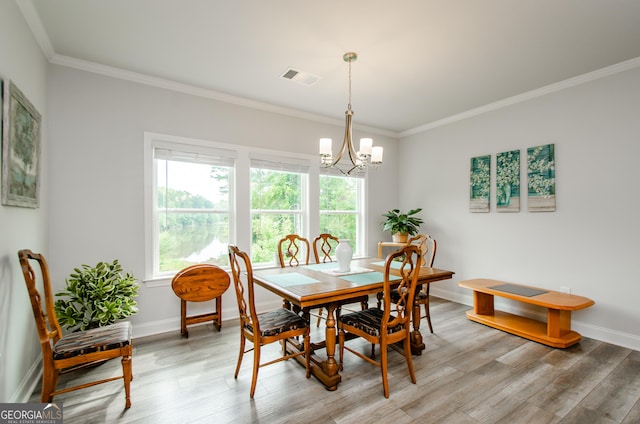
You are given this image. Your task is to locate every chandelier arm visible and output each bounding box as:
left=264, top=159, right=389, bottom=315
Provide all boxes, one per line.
left=331, top=108, right=352, bottom=166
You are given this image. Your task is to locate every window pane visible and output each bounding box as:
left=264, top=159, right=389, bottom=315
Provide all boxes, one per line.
left=251, top=168, right=305, bottom=264
left=319, top=214, right=357, bottom=251
left=157, top=159, right=231, bottom=273
left=158, top=160, right=230, bottom=210
left=320, top=175, right=362, bottom=256
left=251, top=168, right=302, bottom=210
left=251, top=213, right=300, bottom=264
left=159, top=213, right=229, bottom=271
left=319, top=175, right=357, bottom=210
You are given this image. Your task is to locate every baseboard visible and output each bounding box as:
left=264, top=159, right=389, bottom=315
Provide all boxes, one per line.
left=131, top=299, right=279, bottom=339
left=431, top=286, right=640, bottom=352
left=12, top=356, right=42, bottom=403
left=136, top=289, right=640, bottom=351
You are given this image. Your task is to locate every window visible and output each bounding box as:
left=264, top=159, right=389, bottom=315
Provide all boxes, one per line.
left=145, top=133, right=368, bottom=282
left=319, top=173, right=365, bottom=256
left=148, top=141, right=235, bottom=278
left=250, top=156, right=309, bottom=265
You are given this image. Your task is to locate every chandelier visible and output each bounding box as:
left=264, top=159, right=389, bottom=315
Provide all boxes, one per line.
left=319, top=52, right=383, bottom=175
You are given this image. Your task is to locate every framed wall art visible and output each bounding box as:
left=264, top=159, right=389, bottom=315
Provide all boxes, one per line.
left=496, top=149, right=520, bottom=212
left=527, top=143, right=555, bottom=212
left=470, top=155, right=490, bottom=212
left=2, top=80, right=41, bottom=208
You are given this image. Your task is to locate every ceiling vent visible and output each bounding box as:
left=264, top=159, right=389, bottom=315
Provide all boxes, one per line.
left=281, top=68, right=321, bottom=86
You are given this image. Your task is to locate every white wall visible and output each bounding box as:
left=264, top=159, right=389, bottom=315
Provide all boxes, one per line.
left=6, top=1, right=639, bottom=401
left=46, top=65, right=399, bottom=338
left=398, top=65, right=640, bottom=350
left=0, top=1, right=49, bottom=403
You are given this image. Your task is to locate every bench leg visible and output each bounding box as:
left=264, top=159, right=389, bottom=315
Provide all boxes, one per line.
left=547, top=309, right=571, bottom=338
left=473, top=291, right=494, bottom=315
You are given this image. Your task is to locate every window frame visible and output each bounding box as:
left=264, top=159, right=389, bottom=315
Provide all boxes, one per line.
left=144, top=132, right=369, bottom=285
left=249, top=157, right=310, bottom=266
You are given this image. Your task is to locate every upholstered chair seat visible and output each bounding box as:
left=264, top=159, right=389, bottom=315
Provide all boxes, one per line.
left=52, top=321, right=132, bottom=360
left=245, top=308, right=308, bottom=337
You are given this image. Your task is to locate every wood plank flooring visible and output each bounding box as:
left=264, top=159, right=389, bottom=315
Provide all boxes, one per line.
left=29, top=298, right=640, bottom=423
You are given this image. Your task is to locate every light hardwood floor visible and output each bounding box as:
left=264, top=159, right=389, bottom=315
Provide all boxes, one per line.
left=29, top=298, right=640, bottom=423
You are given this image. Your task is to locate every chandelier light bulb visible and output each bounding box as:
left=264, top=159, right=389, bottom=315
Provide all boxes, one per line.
left=319, top=138, right=332, bottom=155
left=359, top=138, right=372, bottom=156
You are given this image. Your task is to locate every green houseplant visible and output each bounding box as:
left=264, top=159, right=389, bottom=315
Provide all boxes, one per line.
left=382, top=208, right=424, bottom=242
left=55, top=260, right=139, bottom=331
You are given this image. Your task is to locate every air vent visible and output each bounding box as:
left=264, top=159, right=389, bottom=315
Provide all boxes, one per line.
left=281, top=68, right=321, bottom=86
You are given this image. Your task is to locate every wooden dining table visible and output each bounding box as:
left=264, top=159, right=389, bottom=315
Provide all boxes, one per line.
left=253, top=257, right=455, bottom=390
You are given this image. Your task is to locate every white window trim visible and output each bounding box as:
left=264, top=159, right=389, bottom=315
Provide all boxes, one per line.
left=144, top=132, right=368, bottom=285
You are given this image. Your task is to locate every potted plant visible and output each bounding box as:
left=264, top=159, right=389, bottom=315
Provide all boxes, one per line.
left=55, top=259, right=139, bottom=331
left=382, top=208, right=424, bottom=243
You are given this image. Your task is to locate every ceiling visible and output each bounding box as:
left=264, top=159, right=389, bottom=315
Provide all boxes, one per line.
left=21, top=0, right=640, bottom=135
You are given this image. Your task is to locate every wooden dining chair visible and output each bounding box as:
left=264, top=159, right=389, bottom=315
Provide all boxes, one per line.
left=171, top=263, right=230, bottom=338
left=278, top=234, right=326, bottom=322
left=338, top=244, right=423, bottom=398
left=377, top=234, right=438, bottom=333
left=18, top=249, right=133, bottom=408
left=310, top=233, right=338, bottom=326
left=312, top=233, right=339, bottom=264
left=311, top=233, right=368, bottom=326
left=277, top=234, right=310, bottom=268
left=406, top=234, right=437, bottom=332
left=228, top=245, right=310, bottom=398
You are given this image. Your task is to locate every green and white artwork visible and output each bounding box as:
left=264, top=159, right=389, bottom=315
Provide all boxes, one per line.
left=470, top=155, right=490, bottom=212
left=496, top=149, right=520, bottom=212
left=527, top=144, right=555, bottom=212
left=2, top=80, right=41, bottom=208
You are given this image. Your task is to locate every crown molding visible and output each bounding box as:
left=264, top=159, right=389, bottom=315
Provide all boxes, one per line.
left=17, top=0, right=395, bottom=137
left=49, top=53, right=397, bottom=138
left=400, top=56, right=640, bottom=138
left=19, top=0, right=638, bottom=140
left=16, top=0, right=55, bottom=60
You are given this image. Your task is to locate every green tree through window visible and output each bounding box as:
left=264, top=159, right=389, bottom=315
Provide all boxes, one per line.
left=251, top=168, right=304, bottom=264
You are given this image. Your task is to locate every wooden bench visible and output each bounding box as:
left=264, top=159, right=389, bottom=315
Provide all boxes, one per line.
left=458, top=278, right=594, bottom=348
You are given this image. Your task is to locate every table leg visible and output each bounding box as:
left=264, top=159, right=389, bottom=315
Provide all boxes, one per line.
left=288, top=303, right=342, bottom=390
left=322, top=304, right=340, bottom=384
left=410, top=291, right=425, bottom=355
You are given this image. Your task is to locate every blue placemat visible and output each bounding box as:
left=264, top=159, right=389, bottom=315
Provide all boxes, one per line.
left=340, top=271, right=399, bottom=285
left=255, top=272, right=320, bottom=287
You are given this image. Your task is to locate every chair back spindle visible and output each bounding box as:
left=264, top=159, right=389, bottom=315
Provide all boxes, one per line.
left=278, top=234, right=310, bottom=267
left=312, top=233, right=339, bottom=263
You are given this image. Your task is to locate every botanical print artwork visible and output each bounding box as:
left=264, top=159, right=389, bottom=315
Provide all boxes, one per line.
left=470, top=155, right=490, bottom=212
left=2, top=80, right=41, bottom=208
left=527, top=144, right=555, bottom=212
left=496, top=149, right=520, bottom=212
